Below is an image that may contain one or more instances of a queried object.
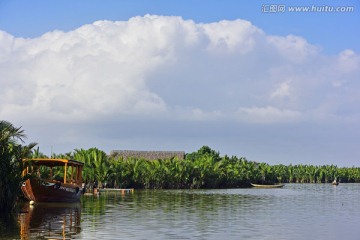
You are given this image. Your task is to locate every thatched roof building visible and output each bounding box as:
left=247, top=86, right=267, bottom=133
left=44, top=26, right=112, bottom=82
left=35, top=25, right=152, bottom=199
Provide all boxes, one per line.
left=110, top=150, right=185, bottom=160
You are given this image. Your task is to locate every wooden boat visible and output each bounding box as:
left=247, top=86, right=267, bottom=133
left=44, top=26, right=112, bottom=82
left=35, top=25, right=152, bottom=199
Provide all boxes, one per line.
left=21, top=158, right=84, bottom=203
left=250, top=183, right=285, bottom=188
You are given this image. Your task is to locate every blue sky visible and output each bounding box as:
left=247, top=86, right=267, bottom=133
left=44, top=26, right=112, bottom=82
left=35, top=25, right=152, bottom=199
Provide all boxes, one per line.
left=0, top=0, right=359, bottom=166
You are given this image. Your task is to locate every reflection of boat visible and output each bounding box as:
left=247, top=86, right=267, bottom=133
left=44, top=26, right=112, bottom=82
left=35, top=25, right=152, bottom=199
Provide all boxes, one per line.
left=21, top=158, right=84, bottom=202
left=250, top=183, right=285, bottom=188
left=18, top=202, right=81, bottom=239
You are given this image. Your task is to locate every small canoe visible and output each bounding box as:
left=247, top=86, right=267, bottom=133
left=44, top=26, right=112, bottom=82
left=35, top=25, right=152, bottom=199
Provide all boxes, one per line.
left=250, top=183, right=285, bottom=188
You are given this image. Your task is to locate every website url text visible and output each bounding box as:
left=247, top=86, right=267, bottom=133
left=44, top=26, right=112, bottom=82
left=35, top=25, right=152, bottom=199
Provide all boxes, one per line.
left=262, top=5, right=355, bottom=13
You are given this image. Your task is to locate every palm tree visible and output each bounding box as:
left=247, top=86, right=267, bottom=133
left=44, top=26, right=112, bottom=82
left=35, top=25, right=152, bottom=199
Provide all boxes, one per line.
left=90, top=148, right=109, bottom=188
left=73, top=148, right=109, bottom=191
left=31, top=146, right=48, bottom=158
left=0, top=121, right=37, bottom=216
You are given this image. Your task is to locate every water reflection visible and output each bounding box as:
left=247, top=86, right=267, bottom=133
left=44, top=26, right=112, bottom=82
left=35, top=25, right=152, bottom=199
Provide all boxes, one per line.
left=18, top=202, right=81, bottom=239
left=2, top=184, right=359, bottom=239
left=80, top=185, right=360, bottom=240
left=80, top=189, right=290, bottom=239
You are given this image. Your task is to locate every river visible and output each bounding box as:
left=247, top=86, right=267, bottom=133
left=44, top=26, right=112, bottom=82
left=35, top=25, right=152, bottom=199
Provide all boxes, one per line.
left=2, top=183, right=360, bottom=239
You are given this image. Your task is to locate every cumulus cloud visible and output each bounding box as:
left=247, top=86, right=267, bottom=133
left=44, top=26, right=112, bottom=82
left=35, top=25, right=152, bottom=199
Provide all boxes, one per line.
left=1, top=14, right=359, bottom=126
left=266, top=34, right=318, bottom=63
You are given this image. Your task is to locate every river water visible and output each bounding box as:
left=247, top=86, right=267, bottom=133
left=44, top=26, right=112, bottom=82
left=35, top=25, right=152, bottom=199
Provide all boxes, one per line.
left=2, top=183, right=360, bottom=239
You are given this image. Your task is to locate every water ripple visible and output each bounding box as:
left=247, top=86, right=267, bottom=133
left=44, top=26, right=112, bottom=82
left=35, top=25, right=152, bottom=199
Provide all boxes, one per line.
left=6, top=184, right=360, bottom=240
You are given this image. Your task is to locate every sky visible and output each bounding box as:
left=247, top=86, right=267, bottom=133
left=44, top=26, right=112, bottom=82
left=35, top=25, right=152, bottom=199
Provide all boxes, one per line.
left=0, top=0, right=359, bottom=166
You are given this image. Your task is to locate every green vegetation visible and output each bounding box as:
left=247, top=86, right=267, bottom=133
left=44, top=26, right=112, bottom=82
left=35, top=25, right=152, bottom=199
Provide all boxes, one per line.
left=0, top=121, right=36, bottom=225
left=2, top=120, right=360, bottom=215
left=48, top=145, right=360, bottom=189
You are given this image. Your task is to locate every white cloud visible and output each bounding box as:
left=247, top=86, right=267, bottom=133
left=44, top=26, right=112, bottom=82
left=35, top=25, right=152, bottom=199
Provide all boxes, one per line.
left=266, top=34, right=318, bottom=63
left=337, top=49, right=359, bottom=73
left=202, top=19, right=264, bottom=54
left=270, top=81, right=291, bottom=99
left=0, top=15, right=359, bottom=126
left=1, top=15, right=359, bottom=166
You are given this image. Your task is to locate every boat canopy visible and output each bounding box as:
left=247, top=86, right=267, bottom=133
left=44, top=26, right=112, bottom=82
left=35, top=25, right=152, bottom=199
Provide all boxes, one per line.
left=22, top=158, right=84, bottom=185
left=23, top=158, right=84, bottom=167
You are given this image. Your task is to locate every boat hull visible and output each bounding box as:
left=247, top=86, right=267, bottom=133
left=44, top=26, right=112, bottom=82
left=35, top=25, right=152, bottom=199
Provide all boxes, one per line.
left=250, top=183, right=285, bottom=188
left=21, top=178, right=82, bottom=202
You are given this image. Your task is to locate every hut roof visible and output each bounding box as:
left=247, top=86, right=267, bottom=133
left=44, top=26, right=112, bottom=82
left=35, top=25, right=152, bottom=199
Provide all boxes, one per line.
left=110, top=150, right=185, bottom=160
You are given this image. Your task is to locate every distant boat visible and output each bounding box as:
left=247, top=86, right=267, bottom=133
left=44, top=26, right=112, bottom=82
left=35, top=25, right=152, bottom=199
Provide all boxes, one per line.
left=21, top=158, right=84, bottom=203
left=250, top=183, right=285, bottom=188
left=332, top=180, right=339, bottom=185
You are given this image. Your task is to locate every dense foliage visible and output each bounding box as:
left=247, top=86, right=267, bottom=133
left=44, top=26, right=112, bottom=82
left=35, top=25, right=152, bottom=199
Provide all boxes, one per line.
left=0, top=121, right=36, bottom=215
left=47, top=146, right=360, bottom=189
left=2, top=119, right=360, bottom=206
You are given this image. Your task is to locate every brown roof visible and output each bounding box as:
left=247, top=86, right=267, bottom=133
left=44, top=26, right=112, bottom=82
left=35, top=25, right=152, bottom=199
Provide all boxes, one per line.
left=110, top=150, right=185, bottom=160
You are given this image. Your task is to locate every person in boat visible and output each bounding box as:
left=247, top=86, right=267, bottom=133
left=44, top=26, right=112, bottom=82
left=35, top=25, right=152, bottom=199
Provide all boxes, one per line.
left=332, top=178, right=338, bottom=185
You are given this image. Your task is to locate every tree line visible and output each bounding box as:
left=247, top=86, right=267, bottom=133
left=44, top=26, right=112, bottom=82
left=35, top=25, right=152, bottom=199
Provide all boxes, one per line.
left=2, top=121, right=360, bottom=217
left=42, top=145, right=360, bottom=189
